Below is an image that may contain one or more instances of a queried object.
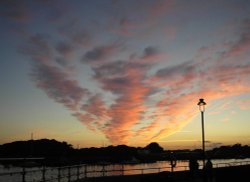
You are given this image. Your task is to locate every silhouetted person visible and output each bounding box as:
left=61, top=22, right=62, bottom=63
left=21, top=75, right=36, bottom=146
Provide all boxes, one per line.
left=170, top=152, right=177, bottom=172
left=189, top=159, right=199, bottom=179
left=205, top=159, right=213, bottom=182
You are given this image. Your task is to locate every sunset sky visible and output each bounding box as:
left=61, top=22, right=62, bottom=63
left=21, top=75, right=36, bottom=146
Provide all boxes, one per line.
left=0, top=0, right=250, bottom=150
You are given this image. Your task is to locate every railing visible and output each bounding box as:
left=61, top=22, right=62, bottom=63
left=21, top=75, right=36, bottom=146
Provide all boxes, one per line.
left=1, top=160, right=250, bottom=182
left=213, top=160, right=250, bottom=168
left=0, top=164, right=87, bottom=182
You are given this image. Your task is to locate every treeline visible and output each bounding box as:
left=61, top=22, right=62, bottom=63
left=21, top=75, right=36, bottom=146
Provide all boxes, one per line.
left=0, top=139, right=249, bottom=166
left=0, top=140, right=164, bottom=165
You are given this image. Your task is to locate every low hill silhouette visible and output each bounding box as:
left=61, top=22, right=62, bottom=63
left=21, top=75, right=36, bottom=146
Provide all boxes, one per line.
left=0, top=139, right=249, bottom=166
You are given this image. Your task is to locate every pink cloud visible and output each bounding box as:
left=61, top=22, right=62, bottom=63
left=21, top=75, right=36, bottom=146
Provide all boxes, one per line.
left=82, top=33, right=250, bottom=144
left=149, top=0, right=174, bottom=18
left=237, top=99, right=250, bottom=110
left=31, top=64, right=88, bottom=111
left=111, top=17, right=143, bottom=36
left=221, top=20, right=250, bottom=61
left=101, top=66, right=152, bottom=144
left=20, top=16, right=250, bottom=146
left=73, top=112, right=96, bottom=131
left=141, top=46, right=168, bottom=63
left=20, top=33, right=53, bottom=64
left=138, top=38, right=250, bottom=142
left=82, top=43, right=122, bottom=65
left=109, top=0, right=174, bottom=37
left=55, top=41, right=74, bottom=59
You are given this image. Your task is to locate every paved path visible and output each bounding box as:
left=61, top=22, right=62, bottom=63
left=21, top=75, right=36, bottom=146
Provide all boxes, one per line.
left=74, top=165, right=250, bottom=182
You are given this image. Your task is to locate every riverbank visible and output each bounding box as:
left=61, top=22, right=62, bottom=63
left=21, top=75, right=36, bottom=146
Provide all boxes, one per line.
left=74, top=164, right=250, bottom=182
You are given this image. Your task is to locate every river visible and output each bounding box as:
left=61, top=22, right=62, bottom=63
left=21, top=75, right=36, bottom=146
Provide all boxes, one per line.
left=0, top=158, right=249, bottom=182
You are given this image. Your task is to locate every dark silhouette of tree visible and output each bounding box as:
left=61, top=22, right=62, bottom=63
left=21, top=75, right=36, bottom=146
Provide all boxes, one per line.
left=144, top=142, right=164, bottom=153
left=0, top=139, right=73, bottom=158
left=1, top=139, right=250, bottom=166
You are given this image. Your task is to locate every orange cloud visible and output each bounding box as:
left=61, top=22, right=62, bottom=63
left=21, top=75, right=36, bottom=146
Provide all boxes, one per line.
left=20, top=16, right=250, bottom=146
left=237, top=99, right=250, bottom=110
left=101, top=66, right=151, bottom=144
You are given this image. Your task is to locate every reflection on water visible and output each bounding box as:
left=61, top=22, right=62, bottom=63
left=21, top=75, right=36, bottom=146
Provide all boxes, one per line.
left=0, top=158, right=249, bottom=182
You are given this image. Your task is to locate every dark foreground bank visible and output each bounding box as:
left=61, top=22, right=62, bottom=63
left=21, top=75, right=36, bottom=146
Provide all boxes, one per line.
left=74, top=164, right=250, bottom=182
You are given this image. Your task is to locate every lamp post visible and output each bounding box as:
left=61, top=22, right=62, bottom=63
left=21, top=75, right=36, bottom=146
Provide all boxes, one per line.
left=197, top=98, right=206, bottom=169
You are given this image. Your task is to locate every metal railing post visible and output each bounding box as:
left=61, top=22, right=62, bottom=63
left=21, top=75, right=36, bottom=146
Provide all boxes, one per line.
left=77, top=165, right=80, bottom=180
left=2, top=160, right=250, bottom=182
left=102, top=164, right=105, bottom=177
left=84, top=165, right=87, bottom=178
left=22, top=167, right=26, bottom=182
left=68, top=167, right=71, bottom=182
left=122, top=164, right=124, bottom=176
left=58, top=167, right=61, bottom=182
left=42, top=166, right=46, bottom=182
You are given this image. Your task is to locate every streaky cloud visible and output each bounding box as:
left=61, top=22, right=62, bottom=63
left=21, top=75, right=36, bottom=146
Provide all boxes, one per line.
left=82, top=44, right=120, bottom=63
left=17, top=5, right=250, bottom=146
left=31, top=63, right=88, bottom=111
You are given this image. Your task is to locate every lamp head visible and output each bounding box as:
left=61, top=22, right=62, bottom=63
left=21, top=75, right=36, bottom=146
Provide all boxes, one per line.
left=198, top=98, right=206, bottom=112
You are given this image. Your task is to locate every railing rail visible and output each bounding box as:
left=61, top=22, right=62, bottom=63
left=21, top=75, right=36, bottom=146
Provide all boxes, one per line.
left=1, top=160, right=250, bottom=182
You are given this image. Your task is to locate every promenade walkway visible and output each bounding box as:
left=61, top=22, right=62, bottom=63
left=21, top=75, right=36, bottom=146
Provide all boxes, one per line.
left=1, top=160, right=249, bottom=182
left=74, top=165, right=250, bottom=182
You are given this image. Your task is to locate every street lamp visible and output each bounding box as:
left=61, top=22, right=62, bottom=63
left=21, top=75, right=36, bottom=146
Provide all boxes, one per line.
left=197, top=98, right=206, bottom=169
